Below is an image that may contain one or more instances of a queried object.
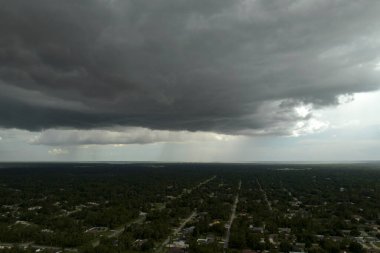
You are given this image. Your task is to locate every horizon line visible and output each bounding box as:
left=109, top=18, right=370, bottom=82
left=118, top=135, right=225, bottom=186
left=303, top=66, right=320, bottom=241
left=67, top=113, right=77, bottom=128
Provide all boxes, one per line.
left=1, top=160, right=380, bottom=165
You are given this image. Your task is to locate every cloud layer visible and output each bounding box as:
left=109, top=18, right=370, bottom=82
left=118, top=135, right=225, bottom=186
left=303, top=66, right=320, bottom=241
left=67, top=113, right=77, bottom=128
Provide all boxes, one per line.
left=1, top=0, right=380, bottom=136
left=31, top=128, right=232, bottom=146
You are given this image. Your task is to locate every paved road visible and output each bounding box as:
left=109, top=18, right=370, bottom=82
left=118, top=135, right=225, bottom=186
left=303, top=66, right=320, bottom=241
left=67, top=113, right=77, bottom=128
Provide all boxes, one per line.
left=257, top=179, right=272, bottom=211
left=92, top=176, right=215, bottom=248
left=223, top=180, right=241, bottom=251
left=92, top=213, right=147, bottom=247
left=370, top=242, right=380, bottom=250
left=155, top=210, right=197, bottom=253
left=154, top=175, right=216, bottom=253
left=110, top=214, right=147, bottom=238
left=174, top=175, right=216, bottom=200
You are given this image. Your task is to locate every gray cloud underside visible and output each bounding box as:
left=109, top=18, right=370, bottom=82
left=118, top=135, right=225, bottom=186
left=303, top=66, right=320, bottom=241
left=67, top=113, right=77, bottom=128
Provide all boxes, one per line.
left=31, top=128, right=232, bottom=146
left=1, top=0, right=380, bottom=135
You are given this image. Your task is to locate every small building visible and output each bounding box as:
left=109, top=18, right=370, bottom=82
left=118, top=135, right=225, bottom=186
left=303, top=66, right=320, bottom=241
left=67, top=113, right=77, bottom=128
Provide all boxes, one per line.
left=209, top=220, right=221, bottom=227
left=249, top=225, right=264, bottom=233
left=279, top=227, right=291, bottom=234
left=28, top=206, right=42, bottom=211
left=182, top=226, right=195, bottom=235
left=197, top=238, right=208, bottom=244
left=167, top=240, right=188, bottom=249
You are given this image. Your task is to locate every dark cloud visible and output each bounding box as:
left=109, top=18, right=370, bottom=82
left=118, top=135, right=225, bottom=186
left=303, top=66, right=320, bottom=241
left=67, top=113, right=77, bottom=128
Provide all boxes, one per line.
left=1, top=0, right=380, bottom=135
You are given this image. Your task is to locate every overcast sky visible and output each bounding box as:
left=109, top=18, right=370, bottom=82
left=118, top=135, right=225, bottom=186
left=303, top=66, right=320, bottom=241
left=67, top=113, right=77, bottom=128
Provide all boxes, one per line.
left=1, top=0, right=380, bottom=162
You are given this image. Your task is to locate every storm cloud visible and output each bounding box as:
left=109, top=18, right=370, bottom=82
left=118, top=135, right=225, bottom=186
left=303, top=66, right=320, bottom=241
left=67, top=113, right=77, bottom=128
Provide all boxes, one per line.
left=1, top=0, right=380, bottom=136
left=31, top=128, right=232, bottom=146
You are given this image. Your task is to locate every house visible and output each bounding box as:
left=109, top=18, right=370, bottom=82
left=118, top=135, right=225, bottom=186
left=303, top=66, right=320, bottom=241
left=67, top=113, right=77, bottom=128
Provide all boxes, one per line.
left=182, top=226, right=195, bottom=235
left=315, top=235, right=324, bottom=240
left=28, top=206, right=42, bottom=211
left=167, top=240, right=188, bottom=249
left=196, top=236, right=214, bottom=245
left=15, top=220, right=32, bottom=226
left=197, top=238, right=208, bottom=244
left=279, top=227, right=291, bottom=234
left=249, top=225, right=264, bottom=233
left=209, top=220, right=221, bottom=227
left=41, top=229, right=54, bottom=233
